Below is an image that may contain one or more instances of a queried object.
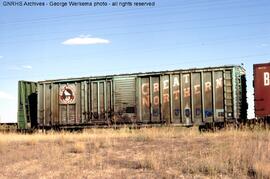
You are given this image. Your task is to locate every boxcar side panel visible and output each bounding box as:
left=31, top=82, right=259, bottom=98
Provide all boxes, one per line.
left=172, top=74, right=181, bottom=123
left=136, top=67, right=244, bottom=125
left=192, top=73, right=202, bottom=124
left=203, top=72, right=213, bottom=123
left=151, top=76, right=161, bottom=123
left=162, top=75, right=170, bottom=123
left=140, top=77, right=150, bottom=122
left=37, top=84, right=43, bottom=126
left=32, top=65, right=246, bottom=128
left=44, top=84, right=51, bottom=126
left=182, top=73, right=191, bottom=124
left=214, top=71, right=224, bottom=122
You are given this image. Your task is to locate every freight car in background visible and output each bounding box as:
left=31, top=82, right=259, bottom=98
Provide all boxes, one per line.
left=254, top=62, right=270, bottom=124
left=17, top=65, right=247, bottom=130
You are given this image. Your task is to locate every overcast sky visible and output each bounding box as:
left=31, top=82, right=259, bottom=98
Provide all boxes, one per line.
left=1, top=0, right=270, bottom=122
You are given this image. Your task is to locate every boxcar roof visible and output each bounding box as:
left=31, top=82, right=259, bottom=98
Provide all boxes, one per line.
left=37, top=65, right=244, bottom=83
left=253, top=62, right=270, bottom=67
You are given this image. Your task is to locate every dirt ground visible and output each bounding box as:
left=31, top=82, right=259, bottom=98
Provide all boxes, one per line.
left=0, top=127, right=269, bottom=179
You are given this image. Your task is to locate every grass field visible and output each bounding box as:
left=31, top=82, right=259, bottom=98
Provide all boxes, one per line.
left=0, top=127, right=269, bottom=178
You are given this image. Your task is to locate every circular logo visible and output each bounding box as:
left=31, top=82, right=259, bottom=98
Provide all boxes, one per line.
left=59, top=85, right=75, bottom=104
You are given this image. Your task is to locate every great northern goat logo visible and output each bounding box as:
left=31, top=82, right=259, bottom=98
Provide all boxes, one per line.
left=59, top=85, right=75, bottom=104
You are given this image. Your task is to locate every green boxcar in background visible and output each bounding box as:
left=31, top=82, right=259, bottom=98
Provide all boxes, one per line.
left=17, top=81, right=37, bottom=129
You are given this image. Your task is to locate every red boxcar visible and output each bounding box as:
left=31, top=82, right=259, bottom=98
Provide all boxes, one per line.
left=254, top=63, right=270, bottom=117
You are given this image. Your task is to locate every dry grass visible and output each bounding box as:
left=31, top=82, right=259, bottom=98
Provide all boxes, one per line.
left=0, top=127, right=269, bottom=178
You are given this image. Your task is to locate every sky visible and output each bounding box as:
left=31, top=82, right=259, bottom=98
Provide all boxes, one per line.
left=0, top=0, right=270, bottom=122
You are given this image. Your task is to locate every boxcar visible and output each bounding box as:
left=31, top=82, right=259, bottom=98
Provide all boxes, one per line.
left=254, top=63, right=270, bottom=120
left=17, top=65, right=247, bottom=130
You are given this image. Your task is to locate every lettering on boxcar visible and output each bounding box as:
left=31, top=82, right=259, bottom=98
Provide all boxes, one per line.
left=142, top=96, right=150, bottom=107
left=205, top=81, right=211, bottom=92
left=173, top=90, right=180, bottom=100
left=183, top=74, right=189, bottom=83
left=194, top=84, right=200, bottom=94
left=216, top=78, right=223, bottom=88
left=184, top=87, right=190, bottom=97
left=59, top=85, right=76, bottom=104
left=153, top=96, right=159, bottom=105
left=173, top=77, right=179, bottom=87
left=141, top=83, right=150, bottom=107
left=264, top=72, right=270, bottom=86
left=163, top=93, right=169, bottom=103
left=141, top=77, right=223, bottom=106
left=142, top=83, right=149, bottom=95
left=163, top=79, right=169, bottom=89
left=153, top=82, right=159, bottom=92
